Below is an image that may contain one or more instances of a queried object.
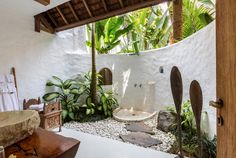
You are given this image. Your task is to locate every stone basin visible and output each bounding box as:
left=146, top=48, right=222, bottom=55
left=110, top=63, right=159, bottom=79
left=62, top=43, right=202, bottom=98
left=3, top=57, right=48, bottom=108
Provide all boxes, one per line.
left=0, top=110, right=40, bottom=147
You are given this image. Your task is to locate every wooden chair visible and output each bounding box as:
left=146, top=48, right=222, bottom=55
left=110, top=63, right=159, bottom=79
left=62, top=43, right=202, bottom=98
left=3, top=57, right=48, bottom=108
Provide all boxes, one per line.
left=23, top=97, right=41, bottom=110
left=23, top=98, right=62, bottom=132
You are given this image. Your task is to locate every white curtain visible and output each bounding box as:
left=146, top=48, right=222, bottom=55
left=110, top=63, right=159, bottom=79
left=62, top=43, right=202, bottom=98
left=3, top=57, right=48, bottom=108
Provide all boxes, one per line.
left=0, top=74, right=19, bottom=112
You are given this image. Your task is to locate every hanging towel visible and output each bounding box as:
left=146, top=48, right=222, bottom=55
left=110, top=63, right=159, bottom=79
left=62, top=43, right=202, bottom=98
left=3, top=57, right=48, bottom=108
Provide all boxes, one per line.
left=0, top=74, right=5, bottom=83
left=6, top=74, right=14, bottom=83
left=0, top=74, right=6, bottom=111
left=0, top=83, right=9, bottom=111
left=7, top=83, right=19, bottom=110
left=0, top=74, right=19, bottom=111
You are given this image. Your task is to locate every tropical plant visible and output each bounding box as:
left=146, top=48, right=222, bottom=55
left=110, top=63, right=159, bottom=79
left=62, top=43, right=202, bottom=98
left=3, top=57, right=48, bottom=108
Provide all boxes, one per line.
left=122, top=6, right=172, bottom=53
left=76, top=72, right=118, bottom=117
left=43, top=76, right=80, bottom=122
left=167, top=100, right=216, bottom=158
left=43, top=72, right=119, bottom=123
left=85, top=0, right=215, bottom=54
left=182, top=0, right=215, bottom=38
left=86, top=16, right=133, bottom=54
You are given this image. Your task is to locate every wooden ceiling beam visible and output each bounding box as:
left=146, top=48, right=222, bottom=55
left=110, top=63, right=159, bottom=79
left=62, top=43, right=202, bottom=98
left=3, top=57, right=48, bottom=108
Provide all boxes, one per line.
left=34, top=14, right=55, bottom=33
left=40, top=14, right=55, bottom=33
left=55, top=0, right=170, bottom=32
left=34, top=15, right=41, bottom=32
left=67, top=2, right=79, bottom=21
left=56, top=7, right=69, bottom=24
left=41, top=24, right=54, bottom=34
left=118, top=0, right=124, bottom=8
left=46, top=12, right=58, bottom=27
left=101, top=0, right=108, bottom=12
left=35, top=0, right=50, bottom=6
left=81, top=0, right=93, bottom=17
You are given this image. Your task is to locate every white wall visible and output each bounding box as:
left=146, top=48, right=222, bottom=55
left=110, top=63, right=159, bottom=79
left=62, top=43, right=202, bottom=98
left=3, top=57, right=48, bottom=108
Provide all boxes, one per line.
left=0, top=0, right=216, bottom=135
left=65, top=22, right=216, bottom=136
left=0, top=0, right=87, bottom=107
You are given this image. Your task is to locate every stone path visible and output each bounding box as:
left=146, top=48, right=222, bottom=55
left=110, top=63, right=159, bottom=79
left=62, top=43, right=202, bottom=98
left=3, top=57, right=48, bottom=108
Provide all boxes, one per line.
left=63, top=115, right=175, bottom=152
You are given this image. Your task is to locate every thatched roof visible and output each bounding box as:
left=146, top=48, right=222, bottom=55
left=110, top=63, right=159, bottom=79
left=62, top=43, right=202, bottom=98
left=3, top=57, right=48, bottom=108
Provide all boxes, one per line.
left=35, top=0, right=170, bottom=33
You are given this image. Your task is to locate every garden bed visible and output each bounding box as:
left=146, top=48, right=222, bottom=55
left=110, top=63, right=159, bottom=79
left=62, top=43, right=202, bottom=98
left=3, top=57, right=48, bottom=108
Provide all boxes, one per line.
left=63, top=114, right=175, bottom=152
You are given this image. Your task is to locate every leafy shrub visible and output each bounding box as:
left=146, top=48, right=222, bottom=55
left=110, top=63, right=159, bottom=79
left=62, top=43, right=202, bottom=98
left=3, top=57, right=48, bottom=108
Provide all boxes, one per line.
left=43, top=76, right=80, bottom=122
left=43, top=72, right=118, bottom=123
left=167, top=100, right=216, bottom=158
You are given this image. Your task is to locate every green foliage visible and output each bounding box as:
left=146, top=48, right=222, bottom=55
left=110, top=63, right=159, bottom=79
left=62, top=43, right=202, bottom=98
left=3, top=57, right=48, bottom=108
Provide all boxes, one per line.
left=182, top=0, right=215, bottom=38
left=85, top=0, right=215, bottom=54
left=43, top=73, right=118, bottom=123
left=123, top=7, right=172, bottom=53
left=202, top=135, right=217, bottom=158
left=167, top=100, right=216, bottom=158
left=76, top=72, right=118, bottom=117
left=86, top=16, right=133, bottom=54
left=43, top=76, right=80, bottom=122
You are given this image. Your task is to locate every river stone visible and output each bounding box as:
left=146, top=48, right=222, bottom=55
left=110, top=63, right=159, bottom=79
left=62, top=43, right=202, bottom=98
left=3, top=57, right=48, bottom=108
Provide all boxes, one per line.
left=120, top=132, right=162, bottom=147
left=125, top=122, right=155, bottom=135
left=0, top=110, right=40, bottom=147
left=157, top=110, right=177, bottom=132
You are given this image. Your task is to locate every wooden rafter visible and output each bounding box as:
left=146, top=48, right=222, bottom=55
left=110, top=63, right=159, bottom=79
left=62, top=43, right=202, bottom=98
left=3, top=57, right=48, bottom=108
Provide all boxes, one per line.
left=67, top=2, right=79, bottom=21
left=35, top=0, right=50, bottom=6
left=101, top=0, right=108, bottom=12
left=35, top=0, right=171, bottom=33
left=56, top=7, right=69, bottom=24
left=46, top=12, right=58, bottom=27
left=34, top=14, right=55, bottom=33
left=40, top=14, right=55, bottom=33
left=81, top=0, right=93, bottom=17
left=118, top=0, right=124, bottom=8
left=55, top=0, right=170, bottom=32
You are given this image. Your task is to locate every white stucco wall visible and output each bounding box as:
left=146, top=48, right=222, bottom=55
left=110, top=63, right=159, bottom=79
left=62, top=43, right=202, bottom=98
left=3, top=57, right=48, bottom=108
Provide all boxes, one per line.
left=0, top=0, right=216, bottom=136
left=0, top=0, right=87, bottom=108
left=65, top=22, right=216, bottom=136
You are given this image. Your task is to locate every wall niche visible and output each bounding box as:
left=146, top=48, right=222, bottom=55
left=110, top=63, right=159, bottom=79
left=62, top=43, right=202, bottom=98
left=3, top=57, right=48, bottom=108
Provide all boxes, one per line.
left=99, top=68, right=112, bottom=85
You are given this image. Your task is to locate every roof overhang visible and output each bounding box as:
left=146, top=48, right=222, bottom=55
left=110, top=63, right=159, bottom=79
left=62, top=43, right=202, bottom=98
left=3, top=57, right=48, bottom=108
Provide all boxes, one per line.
left=34, top=0, right=171, bottom=33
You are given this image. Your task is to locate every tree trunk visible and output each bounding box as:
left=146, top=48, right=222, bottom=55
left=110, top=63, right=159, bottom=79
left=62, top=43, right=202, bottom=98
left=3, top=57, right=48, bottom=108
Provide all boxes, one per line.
left=90, top=23, right=98, bottom=105
left=172, top=0, right=183, bottom=43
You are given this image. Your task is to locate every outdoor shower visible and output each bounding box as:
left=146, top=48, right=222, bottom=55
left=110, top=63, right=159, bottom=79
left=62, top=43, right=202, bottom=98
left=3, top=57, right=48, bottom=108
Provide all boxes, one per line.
left=113, top=81, right=157, bottom=122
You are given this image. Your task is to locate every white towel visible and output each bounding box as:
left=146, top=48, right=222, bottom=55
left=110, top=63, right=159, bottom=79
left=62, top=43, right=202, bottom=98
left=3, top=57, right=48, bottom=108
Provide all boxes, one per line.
left=29, top=103, right=44, bottom=111
left=0, top=83, right=8, bottom=93
left=6, top=74, right=15, bottom=83
left=7, top=83, right=16, bottom=93
left=0, top=74, right=5, bottom=83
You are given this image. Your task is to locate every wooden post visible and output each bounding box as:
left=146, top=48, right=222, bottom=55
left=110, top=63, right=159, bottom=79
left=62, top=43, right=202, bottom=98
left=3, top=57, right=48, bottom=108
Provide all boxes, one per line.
left=34, top=15, right=41, bottom=33
left=216, top=0, right=236, bottom=157
left=11, top=67, right=18, bottom=93
left=172, top=0, right=182, bottom=42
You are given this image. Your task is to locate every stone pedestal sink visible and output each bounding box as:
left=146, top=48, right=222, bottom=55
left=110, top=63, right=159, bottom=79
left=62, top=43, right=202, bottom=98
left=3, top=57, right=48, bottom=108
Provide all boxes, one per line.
left=0, top=110, right=40, bottom=147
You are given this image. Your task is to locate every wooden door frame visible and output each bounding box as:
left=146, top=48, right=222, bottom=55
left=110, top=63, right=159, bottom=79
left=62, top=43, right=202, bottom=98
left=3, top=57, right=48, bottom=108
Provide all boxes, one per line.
left=216, top=0, right=236, bottom=157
